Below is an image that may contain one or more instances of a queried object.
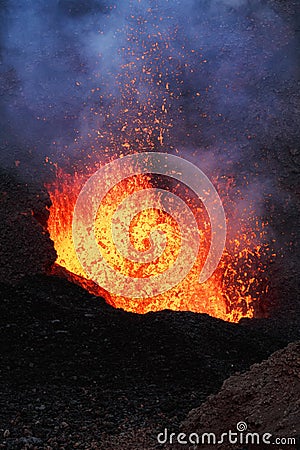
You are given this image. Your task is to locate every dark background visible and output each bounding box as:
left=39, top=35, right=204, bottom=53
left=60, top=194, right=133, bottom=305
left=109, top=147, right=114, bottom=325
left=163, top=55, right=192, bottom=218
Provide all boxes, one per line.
left=0, top=0, right=299, bottom=448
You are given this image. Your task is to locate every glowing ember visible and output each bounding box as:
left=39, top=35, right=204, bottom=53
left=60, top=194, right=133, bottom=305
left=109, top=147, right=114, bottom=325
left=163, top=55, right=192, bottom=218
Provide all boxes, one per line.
left=44, top=2, right=272, bottom=323
left=46, top=161, right=270, bottom=323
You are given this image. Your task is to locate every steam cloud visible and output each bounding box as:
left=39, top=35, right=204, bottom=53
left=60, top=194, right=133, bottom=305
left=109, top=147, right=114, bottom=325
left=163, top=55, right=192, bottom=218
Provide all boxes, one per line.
left=0, top=0, right=298, bottom=176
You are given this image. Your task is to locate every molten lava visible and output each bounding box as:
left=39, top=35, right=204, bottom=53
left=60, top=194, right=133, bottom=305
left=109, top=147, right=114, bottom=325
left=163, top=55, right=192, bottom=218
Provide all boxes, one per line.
left=46, top=160, right=270, bottom=323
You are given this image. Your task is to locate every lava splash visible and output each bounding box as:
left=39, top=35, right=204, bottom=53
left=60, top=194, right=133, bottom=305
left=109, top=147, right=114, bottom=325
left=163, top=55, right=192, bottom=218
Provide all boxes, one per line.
left=46, top=158, right=271, bottom=323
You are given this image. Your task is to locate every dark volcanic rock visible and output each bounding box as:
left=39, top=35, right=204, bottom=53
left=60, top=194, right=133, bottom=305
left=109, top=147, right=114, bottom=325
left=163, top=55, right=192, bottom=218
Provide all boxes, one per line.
left=0, top=276, right=299, bottom=449
left=179, top=341, right=300, bottom=450
left=0, top=170, right=56, bottom=283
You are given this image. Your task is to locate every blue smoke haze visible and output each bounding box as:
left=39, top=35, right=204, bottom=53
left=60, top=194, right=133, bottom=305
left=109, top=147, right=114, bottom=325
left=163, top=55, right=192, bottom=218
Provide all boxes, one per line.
left=0, top=0, right=298, bottom=179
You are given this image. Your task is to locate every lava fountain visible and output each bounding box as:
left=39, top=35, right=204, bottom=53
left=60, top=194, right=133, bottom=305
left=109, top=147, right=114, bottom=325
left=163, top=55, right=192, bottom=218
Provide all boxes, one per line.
left=46, top=154, right=271, bottom=323
left=44, top=2, right=275, bottom=323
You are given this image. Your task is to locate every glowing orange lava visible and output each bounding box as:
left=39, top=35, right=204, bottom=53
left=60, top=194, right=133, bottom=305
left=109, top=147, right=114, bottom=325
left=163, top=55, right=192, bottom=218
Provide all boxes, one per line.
left=46, top=160, right=270, bottom=323
left=44, top=5, right=273, bottom=323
